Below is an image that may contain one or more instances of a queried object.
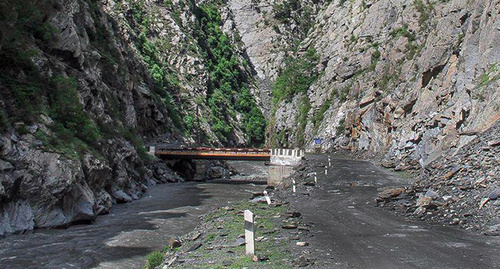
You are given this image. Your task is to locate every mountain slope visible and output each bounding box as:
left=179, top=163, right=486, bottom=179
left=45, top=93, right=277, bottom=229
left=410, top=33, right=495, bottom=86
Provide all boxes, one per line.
left=0, top=0, right=265, bottom=235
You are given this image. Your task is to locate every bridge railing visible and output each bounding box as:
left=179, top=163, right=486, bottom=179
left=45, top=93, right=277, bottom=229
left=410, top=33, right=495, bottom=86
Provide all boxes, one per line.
left=152, top=146, right=269, bottom=153
left=149, top=146, right=305, bottom=165
left=270, top=148, right=304, bottom=158
left=148, top=146, right=271, bottom=158
left=270, top=148, right=304, bottom=166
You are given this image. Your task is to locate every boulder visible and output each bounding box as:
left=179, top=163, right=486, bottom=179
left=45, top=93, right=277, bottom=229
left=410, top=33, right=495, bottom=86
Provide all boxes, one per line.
left=488, top=189, right=500, bottom=200
left=483, top=224, right=500, bottom=236
left=377, top=188, right=405, bottom=201
left=0, top=159, right=14, bottom=171
left=112, top=190, right=133, bottom=204
left=416, top=196, right=434, bottom=208
left=425, top=189, right=439, bottom=199
left=205, top=166, right=227, bottom=179
left=293, top=255, right=311, bottom=267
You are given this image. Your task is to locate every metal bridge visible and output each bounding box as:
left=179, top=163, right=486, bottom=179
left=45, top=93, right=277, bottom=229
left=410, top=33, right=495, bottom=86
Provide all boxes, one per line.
left=149, top=146, right=271, bottom=161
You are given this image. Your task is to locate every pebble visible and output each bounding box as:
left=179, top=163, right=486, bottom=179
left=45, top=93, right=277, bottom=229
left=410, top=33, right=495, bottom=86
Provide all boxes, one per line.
left=488, top=189, right=499, bottom=200
left=293, top=255, right=311, bottom=267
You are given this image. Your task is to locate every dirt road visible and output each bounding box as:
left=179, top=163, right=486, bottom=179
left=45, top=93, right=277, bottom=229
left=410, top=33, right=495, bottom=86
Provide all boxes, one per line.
left=290, top=155, right=500, bottom=268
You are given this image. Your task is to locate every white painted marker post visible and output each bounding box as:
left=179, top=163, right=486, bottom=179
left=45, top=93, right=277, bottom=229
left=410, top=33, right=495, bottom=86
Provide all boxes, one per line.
left=263, top=190, right=271, bottom=205
left=325, top=166, right=328, bottom=175
left=292, top=179, right=296, bottom=193
left=328, top=156, right=331, bottom=167
left=244, top=210, right=255, bottom=256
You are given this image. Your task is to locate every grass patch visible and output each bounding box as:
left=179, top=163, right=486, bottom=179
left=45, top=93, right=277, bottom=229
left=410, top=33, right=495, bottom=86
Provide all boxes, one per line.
left=163, top=199, right=297, bottom=268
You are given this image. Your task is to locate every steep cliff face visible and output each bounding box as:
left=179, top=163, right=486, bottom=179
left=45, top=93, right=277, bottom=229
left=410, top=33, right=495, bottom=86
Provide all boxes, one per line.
left=305, top=0, right=500, bottom=168
left=0, top=0, right=265, bottom=236
left=226, top=0, right=329, bottom=114
left=253, top=0, right=500, bottom=165
left=235, top=0, right=500, bottom=231
left=228, top=0, right=500, bottom=167
left=0, top=0, right=184, bottom=235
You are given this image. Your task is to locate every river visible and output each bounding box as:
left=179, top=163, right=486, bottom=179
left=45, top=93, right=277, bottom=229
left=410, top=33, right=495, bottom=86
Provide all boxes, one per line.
left=0, top=161, right=293, bottom=269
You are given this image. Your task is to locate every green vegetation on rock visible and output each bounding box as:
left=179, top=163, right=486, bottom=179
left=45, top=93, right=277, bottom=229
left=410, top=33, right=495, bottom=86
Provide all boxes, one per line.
left=144, top=251, right=165, bottom=269
left=271, top=48, right=320, bottom=104
left=126, top=0, right=184, bottom=130
left=296, top=96, right=311, bottom=147
left=272, top=0, right=316, bottom=38
left=270, top=48, right=319, bottom=147
left=0, top=0, right=155, bottom=161
left=193, top=3, right=266, bottom=146
left=50, top=76, right=101, bottom=145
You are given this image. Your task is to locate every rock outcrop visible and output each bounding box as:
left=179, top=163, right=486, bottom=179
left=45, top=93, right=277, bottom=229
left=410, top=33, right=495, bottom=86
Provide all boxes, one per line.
left=226, top=0, right=500, bottom=232
left=0, top=0, right=258, bottom=236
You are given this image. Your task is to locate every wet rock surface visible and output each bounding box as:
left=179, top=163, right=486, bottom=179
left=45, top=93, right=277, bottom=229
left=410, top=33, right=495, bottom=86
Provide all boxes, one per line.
left=0, top=134, right=181, bottom=236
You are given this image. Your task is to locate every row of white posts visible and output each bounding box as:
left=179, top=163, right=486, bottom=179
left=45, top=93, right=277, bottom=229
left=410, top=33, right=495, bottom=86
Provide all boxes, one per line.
left=245, top=156, right=331, bottom=256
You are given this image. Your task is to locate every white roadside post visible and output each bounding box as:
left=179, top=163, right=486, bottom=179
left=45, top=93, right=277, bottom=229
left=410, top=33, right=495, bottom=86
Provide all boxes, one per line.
left=148, top=146, right=156, bottom=156
left=244, top=210, right=255, bottom=256
left=292, top=179, right=296, bottom=193
left=325, top=166, right=328, bottom=175
left=328, top=156, right=331, bottom=167
left=314, top=172, right=317, bottom=184
left=263, top=190, right=271, bottom=205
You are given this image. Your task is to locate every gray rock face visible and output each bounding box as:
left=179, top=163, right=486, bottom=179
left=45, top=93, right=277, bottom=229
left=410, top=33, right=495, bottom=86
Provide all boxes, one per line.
left=0, top=0, right=186, bottom=235
left=226, top=0, right=282, bottom=111
left=484, top=224, right=500, bottom=236
left=0, top=201, right=34, bottom=237
left=0, top=133, right=181, bottom=235
left=228, top=0, right=500, bottom=232
left=0, top=159, right=13, bottom=171
left=246, top=0, right=500, bottom=172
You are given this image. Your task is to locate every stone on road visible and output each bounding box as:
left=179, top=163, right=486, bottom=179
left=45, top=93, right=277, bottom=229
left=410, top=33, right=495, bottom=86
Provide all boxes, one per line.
left=291, top=155, right=500, bottom=268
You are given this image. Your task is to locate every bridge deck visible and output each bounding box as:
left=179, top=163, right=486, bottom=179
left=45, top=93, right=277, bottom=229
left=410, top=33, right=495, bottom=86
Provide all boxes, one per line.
left=154, top=147, right=271, bottom=161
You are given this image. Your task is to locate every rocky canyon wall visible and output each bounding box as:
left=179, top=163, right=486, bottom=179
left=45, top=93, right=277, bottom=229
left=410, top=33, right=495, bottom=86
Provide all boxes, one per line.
left=229, top=0, right=500, bottom=231
left=0, top=0, right=264, bottom=236
left=232, top=0, right=500, bottom=169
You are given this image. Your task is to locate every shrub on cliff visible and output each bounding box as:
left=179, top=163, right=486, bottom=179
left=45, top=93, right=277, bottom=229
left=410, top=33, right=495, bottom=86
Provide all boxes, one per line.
left=49, top=75, right=100, bottom=145
left=271, top=47, right=320, bottom=103
left=194, top=3, right=266, bottom=146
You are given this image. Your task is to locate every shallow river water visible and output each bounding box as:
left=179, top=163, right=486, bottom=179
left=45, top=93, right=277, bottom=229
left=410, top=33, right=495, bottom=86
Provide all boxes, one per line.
left=0, top=161, right=293, bottom=269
